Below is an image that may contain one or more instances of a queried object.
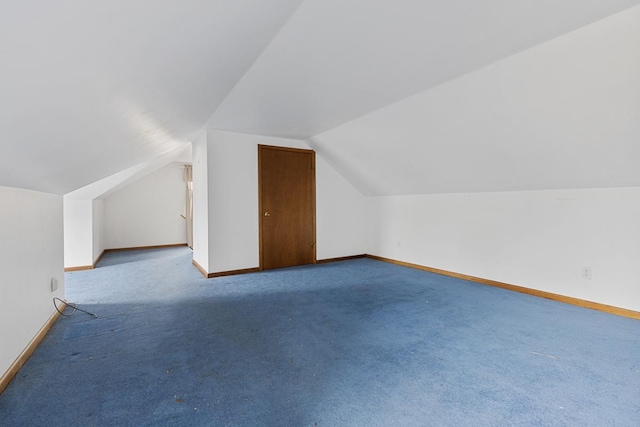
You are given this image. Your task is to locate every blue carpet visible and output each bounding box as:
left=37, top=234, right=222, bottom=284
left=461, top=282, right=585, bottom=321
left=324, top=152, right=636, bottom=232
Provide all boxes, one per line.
left=1, top=247, right=639, bottom=426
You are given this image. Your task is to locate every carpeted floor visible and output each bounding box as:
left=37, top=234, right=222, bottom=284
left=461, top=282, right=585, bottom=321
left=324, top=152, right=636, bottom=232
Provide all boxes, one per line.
left=1, top=246, right=639, bottom=426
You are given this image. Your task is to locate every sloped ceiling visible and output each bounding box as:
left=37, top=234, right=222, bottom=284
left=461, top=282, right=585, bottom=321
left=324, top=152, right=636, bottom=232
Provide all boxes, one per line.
left=65, top=143, right=191, bottom=200
left=0, top=0, right=303, bottom=194
left=210, top=0, right=640, bottom=139
left=311, top=5, right=640, bottom=195
left=2, top=0, right=639, bottom=195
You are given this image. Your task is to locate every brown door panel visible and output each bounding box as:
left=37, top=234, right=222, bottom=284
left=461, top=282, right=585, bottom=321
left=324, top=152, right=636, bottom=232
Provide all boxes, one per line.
left=259, top=145, right=316, bottom=270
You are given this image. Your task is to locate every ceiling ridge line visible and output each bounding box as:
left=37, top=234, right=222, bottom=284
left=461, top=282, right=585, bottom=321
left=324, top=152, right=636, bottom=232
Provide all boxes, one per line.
left=311, top=3, right=640, bottom=141
left=203, top=0, right=308, bottom=128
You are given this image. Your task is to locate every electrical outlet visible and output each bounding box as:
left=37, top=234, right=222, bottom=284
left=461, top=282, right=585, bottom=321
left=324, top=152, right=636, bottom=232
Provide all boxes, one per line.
left=581, top=267, right=592, bottom=280
left=51, top=277, right=58, bottom=292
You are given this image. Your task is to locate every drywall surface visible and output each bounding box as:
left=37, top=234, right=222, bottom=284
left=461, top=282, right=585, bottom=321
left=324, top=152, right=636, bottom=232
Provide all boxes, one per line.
left=205, top=130, right=308, bottom=273
left=63, top=199, right=94, bottom=267
left=192, top=133, right=209, bottom=272
left=368, top=188, right=640, bottom=312
left=0, top=186, right=64, bottom=377
left=206, top=130, right=260, bottom=272
left=103, top=162, right=186, bottom=249
left=0, top=1, right=303, bottom=194
left=311, top=5, right=640, bottom=195
left=204, top=129, right=367, bottom=274
left=92, top=198, right=104, bottom=263
left=315, top=155, right=368, bottom=259
left=63, top=198, right=104, bottom=268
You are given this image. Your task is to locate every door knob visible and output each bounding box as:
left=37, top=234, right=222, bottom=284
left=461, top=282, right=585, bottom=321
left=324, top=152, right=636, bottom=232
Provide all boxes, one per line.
left=264, top=212, right=271, bottom=217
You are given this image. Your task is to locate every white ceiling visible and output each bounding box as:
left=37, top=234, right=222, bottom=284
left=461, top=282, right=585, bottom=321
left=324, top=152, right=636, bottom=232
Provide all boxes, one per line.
left=311, top=4, right=640, bottom=195
left=64, top=143, right=192, bottom=200
left=1, top=0, right=639, bottom=195
left=0, top=0, right=303, bottom=194
left=210, top=0, right=640, bottom=138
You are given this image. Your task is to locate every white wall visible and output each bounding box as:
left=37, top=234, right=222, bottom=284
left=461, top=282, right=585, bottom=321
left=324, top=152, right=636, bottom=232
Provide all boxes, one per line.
left=206, top=130, right=271, bottom=272
left=103, top=162, right=187, bottom=250
left=315, top=155, right=368, bottom=259
left=63, top=199, right=94, bottom=267
left=306, top=5, right=640, bottom=314
left=368, top=187, right=640, bottom=312
left=198, top=129, right=367, bottom=274
left=92, top=198, right=104, bottom=262
left=0, top=186, right=64, bottom=377
left=192, top=133, right=209, bottom=272
left=63, top=198, right=105, bottom=269
left=205, top=130, right=309, bottom=273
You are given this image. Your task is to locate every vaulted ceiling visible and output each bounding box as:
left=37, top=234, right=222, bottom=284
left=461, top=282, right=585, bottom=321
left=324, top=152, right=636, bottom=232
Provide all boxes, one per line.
left=2, top=0, right=639, bottom=195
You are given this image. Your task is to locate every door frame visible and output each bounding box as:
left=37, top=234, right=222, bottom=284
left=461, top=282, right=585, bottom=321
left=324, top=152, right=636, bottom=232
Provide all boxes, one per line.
left=258, top=144, right=316, bottom=271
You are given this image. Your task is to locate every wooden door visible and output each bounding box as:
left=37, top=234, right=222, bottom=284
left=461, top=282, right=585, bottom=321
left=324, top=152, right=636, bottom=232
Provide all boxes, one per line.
left=259, top=145, right=316, bottom=270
